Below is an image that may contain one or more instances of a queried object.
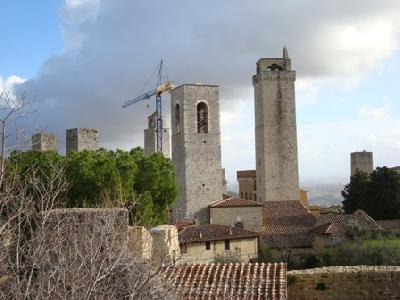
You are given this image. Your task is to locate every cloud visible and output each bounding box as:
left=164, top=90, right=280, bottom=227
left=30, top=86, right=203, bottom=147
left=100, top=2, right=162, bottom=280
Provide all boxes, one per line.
left=0, top=75, right=27, bottom=97
left=358, top=102, right=391, bottom=120
left=6, top=0, right=400, bottom=183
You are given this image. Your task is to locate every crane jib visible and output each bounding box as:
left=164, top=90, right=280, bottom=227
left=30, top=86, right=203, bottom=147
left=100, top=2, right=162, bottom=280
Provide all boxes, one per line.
left=122, top=88, right=157, bottom=108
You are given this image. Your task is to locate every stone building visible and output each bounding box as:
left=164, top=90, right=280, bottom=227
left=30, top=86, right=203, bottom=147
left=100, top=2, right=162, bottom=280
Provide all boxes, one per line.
left=144, top=112, right=170, bottom=157
left=149, top=225, right=180, bottom=265
left=127, top=226, right=153, bottom=260
left=31, top=133, right=58, bottom=152
left=253, top=47, right=299, bottom=203
left=351, top=150, right=373, bottom=175
left=237, top=169, right=308, bottom=206
left=170, top=84, right=223, bottom=224
left=66, top=128, right=99, bottom=154
left=208, top=194, right=263, bottom=232
left=178, top=224, right=259, bottom=264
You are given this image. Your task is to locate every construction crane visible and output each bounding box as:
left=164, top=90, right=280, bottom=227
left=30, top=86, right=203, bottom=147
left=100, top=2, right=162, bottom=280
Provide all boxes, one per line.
left=122, top=60, right=175, bottom=153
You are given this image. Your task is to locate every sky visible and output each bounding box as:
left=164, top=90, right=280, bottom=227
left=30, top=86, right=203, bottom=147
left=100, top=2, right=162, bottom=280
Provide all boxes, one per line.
left=1, top=0, right=400, bottom=186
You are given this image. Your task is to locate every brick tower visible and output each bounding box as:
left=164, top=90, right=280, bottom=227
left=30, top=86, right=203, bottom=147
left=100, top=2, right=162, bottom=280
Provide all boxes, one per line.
left=170, top=84, right=223, bottom=223
left=253, top=47, right=299, bottom=202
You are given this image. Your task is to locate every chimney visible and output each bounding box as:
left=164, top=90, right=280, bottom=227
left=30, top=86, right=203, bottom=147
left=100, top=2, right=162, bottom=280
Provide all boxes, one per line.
left=229, top=226, right=233, bottom=235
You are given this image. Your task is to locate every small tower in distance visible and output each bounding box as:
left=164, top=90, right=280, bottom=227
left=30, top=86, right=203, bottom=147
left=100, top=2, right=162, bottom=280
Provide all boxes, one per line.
left=351, top=150, right=373, bottom=176
left=144, top=112, right=170, bottom=158
left=253, top=46, right=299, bottom=202
left=170, top=84, right=223, bottom=224
left=66, top=128, right=99, bottom=154
left=32, top=133, right=58, bottom=152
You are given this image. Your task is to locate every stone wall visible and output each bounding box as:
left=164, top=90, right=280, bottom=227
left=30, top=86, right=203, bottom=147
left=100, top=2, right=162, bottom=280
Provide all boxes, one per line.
left=209, top=206, right=262, bottom=232
left=144, top=112, right=170, bottom=157
left=31, top=133, right=58, bottom=152
left=170, top=84, right=223, bottom=223
left=149, top=225, right=180, bottom=265
left=253, top=50, right=299, bottom=203
left=128, top=226, right=153, bottom=260
left=288, top=266, right=400, bottom=300
left=66, top=128, right=99, bottom=154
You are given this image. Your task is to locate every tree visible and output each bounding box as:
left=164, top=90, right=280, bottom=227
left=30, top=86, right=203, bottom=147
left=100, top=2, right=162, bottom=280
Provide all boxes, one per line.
left=369, top=167, right=400, bottom=220
left=342, top=167, right=400, bottom=220
left=0, top=90, right=33, bottom=187
left=342, top=171, right=370, bottom=214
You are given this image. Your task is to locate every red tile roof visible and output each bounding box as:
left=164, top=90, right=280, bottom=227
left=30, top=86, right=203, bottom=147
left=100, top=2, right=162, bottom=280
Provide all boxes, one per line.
left=312, top=223, right=343, bottom=234
left=237, top=170, right=256, bottom=179
left=376, top=220, right=400, bottom=230
left=209, top=194, right=263, bottom=208
left=315, top=213, right=381, bottom=232
left=261, top=201, right=316, bottom=248
left=164, top=262, right=287, bottom=299
left=178, top=224, right=260, bottom=244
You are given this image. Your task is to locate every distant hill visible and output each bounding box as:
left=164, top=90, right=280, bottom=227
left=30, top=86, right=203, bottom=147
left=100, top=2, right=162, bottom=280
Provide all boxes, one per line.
left=227, top=180, right=345, bottom=207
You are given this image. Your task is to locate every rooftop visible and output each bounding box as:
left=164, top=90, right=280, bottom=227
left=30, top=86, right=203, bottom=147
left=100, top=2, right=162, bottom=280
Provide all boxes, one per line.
left=209, top=194, right=263, bottom=208
left=314, top=212, right=381, bottom=233
left=164, top=262, right=287, bottom=299
left=237, top=170, right=256, bottom=179
left=178, top=224, right=260, bottom=244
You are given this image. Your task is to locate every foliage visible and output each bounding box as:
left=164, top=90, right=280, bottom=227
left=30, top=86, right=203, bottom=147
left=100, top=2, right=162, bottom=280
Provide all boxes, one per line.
left=342, top=167, right=400, bottom=220
left=6, top=147, right=179, bottom=226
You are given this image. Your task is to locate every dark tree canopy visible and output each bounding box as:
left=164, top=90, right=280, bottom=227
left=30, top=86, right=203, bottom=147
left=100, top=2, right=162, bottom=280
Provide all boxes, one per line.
left=6, top=147, right=179, bottom=226
left=342, top=167, right=400, bottom=220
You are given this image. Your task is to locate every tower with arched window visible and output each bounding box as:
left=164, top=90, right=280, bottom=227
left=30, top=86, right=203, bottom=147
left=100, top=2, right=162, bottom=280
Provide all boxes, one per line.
left=170, top=84, right=223, bottom=224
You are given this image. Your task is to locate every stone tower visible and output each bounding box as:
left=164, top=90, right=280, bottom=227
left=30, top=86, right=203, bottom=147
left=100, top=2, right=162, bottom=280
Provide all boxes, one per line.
left=144, top=112, right=170, bottom=158
left=253, top=47, right=299, bottom=202
left=170, top=84, right=223, bottom=223
left=351, top=150, right=373, bottom=176
left=66, top=128, right=99, bottom=154
left=32, top=133, right=58, bottom=152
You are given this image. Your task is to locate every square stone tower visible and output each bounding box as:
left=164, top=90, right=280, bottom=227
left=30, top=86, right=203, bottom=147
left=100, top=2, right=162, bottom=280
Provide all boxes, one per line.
left=66, top=128, right=99, bottom=154
left=144, top=112, right=170, bottom=158
left=31, top=133, right=58, bottom=152
left=253, top=47, right=299, bottom=202
left=170, top=84, right=223, bottom=224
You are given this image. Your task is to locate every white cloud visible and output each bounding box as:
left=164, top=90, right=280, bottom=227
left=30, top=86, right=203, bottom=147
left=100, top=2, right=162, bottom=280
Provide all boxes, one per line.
left=358, top=102, right=391, bottom=120
left=0, top=75, right=27, bottom=98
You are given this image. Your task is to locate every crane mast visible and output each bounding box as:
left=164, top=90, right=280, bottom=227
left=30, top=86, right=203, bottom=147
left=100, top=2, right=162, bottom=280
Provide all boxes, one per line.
left=122, top=60, right=175, bottom=154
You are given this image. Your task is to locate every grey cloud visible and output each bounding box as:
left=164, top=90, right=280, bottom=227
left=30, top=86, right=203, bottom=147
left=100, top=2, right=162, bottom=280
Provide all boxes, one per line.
left=16, top=0, right=400, bottom=152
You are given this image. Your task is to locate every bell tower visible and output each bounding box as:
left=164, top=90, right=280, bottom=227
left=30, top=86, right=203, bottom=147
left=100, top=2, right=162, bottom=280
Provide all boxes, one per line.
left=170, top=84, right=222, bottom=223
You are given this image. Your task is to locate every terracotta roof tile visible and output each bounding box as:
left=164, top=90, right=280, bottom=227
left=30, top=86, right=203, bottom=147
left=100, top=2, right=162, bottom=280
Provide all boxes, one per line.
left=209, top=194, right=263, bottom=208
left=164, top=262, right=287, bottom=299
left=376, top=220, right=400, bottom=230
left=312, top=223, right=344, bottom=234
left=315, top=213, right=381, bottom=232
left=179, top=224, right=260, bottom=244
left=261, top=201, right=316, bottom=248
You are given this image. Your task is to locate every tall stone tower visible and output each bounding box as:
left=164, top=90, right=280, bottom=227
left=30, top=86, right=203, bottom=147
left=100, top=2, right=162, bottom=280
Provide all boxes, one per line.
left=351, top=150, right=373, bottom=176
left=32, top=133, right=58, bottom=152
left=144, top=112, right=170, bottom=158
left=66, top=128, right=99, bottom=154
left=253, top=47, right=299, bottom=202
left=170, top=84, right=222, bottom=223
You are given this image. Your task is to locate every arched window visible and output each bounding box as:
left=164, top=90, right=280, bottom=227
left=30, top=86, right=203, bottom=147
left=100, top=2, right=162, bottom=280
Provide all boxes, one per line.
left=175, top=103, right=181, bottom=133
left=197, top=102, right=208, bottom=133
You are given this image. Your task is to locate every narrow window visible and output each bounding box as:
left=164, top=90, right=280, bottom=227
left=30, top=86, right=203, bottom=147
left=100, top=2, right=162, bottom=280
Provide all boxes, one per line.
left=197, top=102, right=208, bottom=133
left=175, top=104, right=181, bottom=133
left=224, top=240, right=230, bottom=251
left=205, top=241, right=211, bottom=250
left=249, top=193, right=252, bottom=200
left=245, top=192, right=248, bottom=200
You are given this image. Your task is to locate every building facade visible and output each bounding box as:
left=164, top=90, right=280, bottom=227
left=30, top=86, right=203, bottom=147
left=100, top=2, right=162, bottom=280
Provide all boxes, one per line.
left=170, top=84, right=223, bottom=224
left=66, top=128, right=99, bottom=154
left=253, top=47, right=299, bottom=202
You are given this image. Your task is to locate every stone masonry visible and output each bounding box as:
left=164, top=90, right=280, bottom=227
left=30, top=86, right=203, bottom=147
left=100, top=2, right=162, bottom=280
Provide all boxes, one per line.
left=170, top=84, right=223, bottom=224
left=209, top=206, right=263, bottom=232
left=253, top=47, right=299, bottom=202
left=66, top=128, right=99, bottom=154
left=31, top=133, right=58, bottom=152
left=351, top=150, right=373, bottom=176
left=144, top=112, right=170, bottom=158
left=288, top=266, right=400, bottom=300
left=149, top=225, right=180, bottom=265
